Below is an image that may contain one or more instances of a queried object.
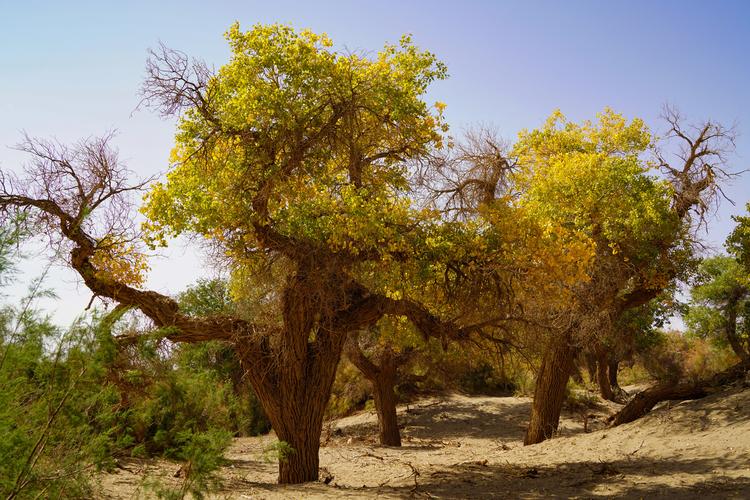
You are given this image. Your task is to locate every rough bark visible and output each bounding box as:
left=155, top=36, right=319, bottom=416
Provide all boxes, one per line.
left=372, top=363, right=401, bottom=447
left=345, top=338, right=402, bottom=446
left=608, top=361, right=749, bottom=427
left=524, top=338, right=578, bottom=445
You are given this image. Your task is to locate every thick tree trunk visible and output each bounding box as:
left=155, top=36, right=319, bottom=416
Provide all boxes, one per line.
left=236, top=323, right=346, bottom=484
left=265, top=362, right=340, bottom=484
left=243, top=371, right=335, bottom=484
left=524, top=339, right=578, bottom=445
left=275, top=424, right=323, bottom=484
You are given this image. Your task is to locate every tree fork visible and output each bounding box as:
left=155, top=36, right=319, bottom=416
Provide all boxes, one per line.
left=345, top=336, right=403, bottom=446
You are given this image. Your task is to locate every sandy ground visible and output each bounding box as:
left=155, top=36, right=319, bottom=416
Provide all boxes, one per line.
left=97, top=382, right=750, bottom=499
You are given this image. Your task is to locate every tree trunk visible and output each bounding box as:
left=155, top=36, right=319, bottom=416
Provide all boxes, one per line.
left=608, top=358, right=619, bottom=389
left=596, top=353, right=615, bottom=401
left=607, top=358, right=628, bottom=402
left=596, top=348, right=615, bottom=401
left=372, top=354, right=401, bottom=446
left=585, top=352, right=598, bottom=384
left=275, top=424, right=323, bottom=484
left=345, top=338, right=403, bottom=446
left=524, top=338, right=578, bottom=445
left=236, top=326, right=346, bottom=484
left=725, top=299, right=750, bottom=363
left=608, top=382, right=707, bottom=426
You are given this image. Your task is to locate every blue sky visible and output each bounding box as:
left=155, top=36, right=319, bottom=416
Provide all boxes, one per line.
left=1, top=1, right=748, bottom=325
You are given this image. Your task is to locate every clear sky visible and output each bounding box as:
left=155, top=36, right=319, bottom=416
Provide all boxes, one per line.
left=1, top=0, right=749, bottom=325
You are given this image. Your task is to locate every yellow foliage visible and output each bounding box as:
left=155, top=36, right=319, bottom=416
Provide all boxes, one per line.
left=90, top=237, right=150, bottom=287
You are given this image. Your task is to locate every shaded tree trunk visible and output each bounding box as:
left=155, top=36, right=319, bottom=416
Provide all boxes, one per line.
left=608, top=358, right=619, bottom=389
left=275, top=419, right=323, bottom=484
left=372, top=356, right=402, bottom=446
left=596, top=348, right=615, bottom=401
left=238, top=332, right=345, bottom=484
left=524, top=338, right=578, bottom=445
left=345, top=338, right=403, bottom=446
left=607, top=357, right=628, bottom=402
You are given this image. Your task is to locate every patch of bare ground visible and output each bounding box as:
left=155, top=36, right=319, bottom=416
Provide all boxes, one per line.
left=96, top=383, right=750, bottom=499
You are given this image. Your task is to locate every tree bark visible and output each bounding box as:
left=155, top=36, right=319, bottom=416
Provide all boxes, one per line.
left=345, top=338, right=402, bottom=446
left=596, top=348, right=615, bottom=401
left=275, top=421, right=323, bottom=484
left=607, top=358, right=628, bottom=402
left=524, top=338, right=578, bottom=445
left=371, top=354, right=401, bottom=446
left=237, top=325, right=345, bottom=484
left=608, top=358, right=619, bottom=389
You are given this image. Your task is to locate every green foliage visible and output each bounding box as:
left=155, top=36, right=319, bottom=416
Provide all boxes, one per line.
left=175, top=279, right=271, bottom=436
left=262, top=440, right=296, bottom=464
left=0, top=308, right=118, bottom=498
left=514, top=109, right=679, bottom=281
left=639, top=329, right=735, bottom=383
left=726, top=202, right=750, bottom=270
left=144, top=429, right=231, bottom=500
left=0, top=251, right=242, bottom=498
left=685, top=256, right=748, bottom=349
left=327, top=358, right=371, bottom=419
left=457, top=362, right=517, bottom=395
left=142, top=22, right=449, bottom=276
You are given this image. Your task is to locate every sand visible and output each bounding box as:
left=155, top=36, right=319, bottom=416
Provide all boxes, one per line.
left=97, top=382, right=750, bottom=499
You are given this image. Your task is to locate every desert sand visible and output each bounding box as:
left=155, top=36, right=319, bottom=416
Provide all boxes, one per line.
left=98, top=382, right=750, bottom=499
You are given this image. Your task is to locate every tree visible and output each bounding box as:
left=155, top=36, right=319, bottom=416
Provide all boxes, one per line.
left=0, top=24, right=478, bottom=484
left=727, top=203, right=750, bottom=270
left=343, top=318, right=424, bottom=447
left=685, top=259, right=749, bottom=363
left=510, top=108, right=735, bottom=445
left=608, top=207, right=750, bottom=427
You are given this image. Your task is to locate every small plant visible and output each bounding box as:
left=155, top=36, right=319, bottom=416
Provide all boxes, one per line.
left=144, top=429, right=231, bottom=500
left=262, top=440, right=295, bottom=464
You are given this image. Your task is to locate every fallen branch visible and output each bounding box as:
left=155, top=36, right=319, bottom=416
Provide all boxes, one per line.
left=608, top=361, right=749, bottom=427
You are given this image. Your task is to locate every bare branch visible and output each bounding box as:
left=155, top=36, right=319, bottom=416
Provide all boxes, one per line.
left=417, top=127, right=517, bottom=217
left=658, top=105, right=742, bottom=226
left=139, top=42, right=214, bottom=118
